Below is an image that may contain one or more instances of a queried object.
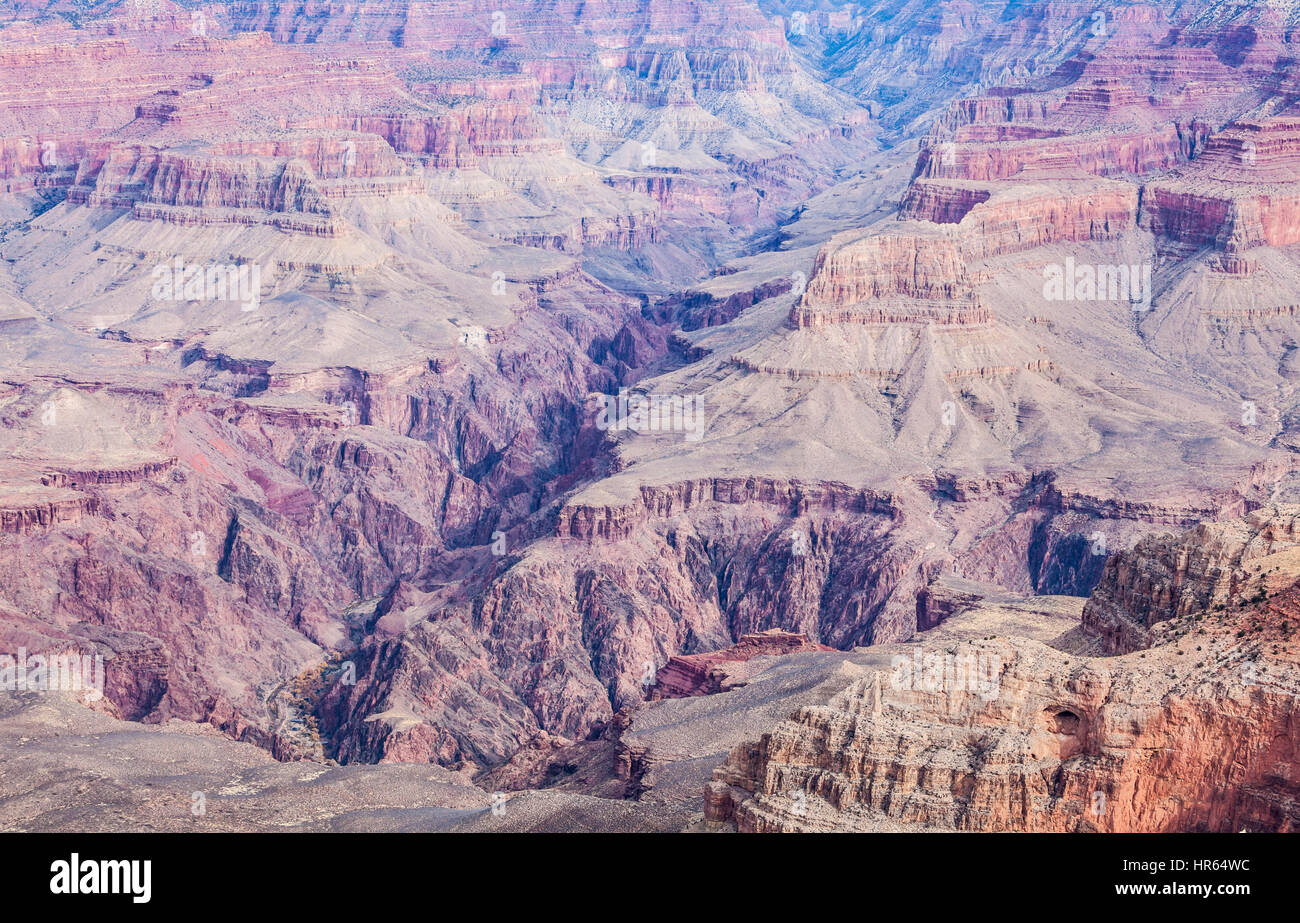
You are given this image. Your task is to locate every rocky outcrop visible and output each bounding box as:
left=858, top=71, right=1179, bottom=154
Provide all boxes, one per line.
left=798, top=229, right=971, bottom=313
left=1141, top=118, right=1300, bottom=265
left=896, top=181, right=990, bottom=224
left=1083, top=504, right=1300, bottom=653
left=557, top=477, right=898, bottom=542
left=710, top=506, right=1300, bottom=832
left=653, top=276, right=797, bottom=331
left=918, top=125, right=1191, bottom=183
left=303, top=107, right=563, bottom=170
left=0, top=492, right=99, bottom=535
left=65, top=136, right=424, bottom=233
left=38, top=457, right=175, bottom=488
left=795, top=176, right=1138, bottom=338
left=647, top=630, right=832, bottom=699
left=817, top=179, right=1137, bottom=298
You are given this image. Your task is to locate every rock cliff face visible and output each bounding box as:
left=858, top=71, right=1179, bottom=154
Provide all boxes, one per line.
left=808, top=177, right=1138, bottom=317
left=708, top=506, right=1300, bottom=832
left=1082, top=505, right=1300, bottom=653
left=0, top=268, right=657, bottom=759
left=647, top=630, right=833, bottom=699
left=0, top=1, right=874, bottom=280
left=1141, top=118, right=1300, bottom=267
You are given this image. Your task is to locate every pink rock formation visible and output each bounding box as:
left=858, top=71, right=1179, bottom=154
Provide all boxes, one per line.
left=709, top=506, right=1300, bottom=832
left=647, top=630, right=832, bottom=699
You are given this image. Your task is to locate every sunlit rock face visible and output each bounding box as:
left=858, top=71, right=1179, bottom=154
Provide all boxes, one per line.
left=708, top=506, right=1300, bottom=833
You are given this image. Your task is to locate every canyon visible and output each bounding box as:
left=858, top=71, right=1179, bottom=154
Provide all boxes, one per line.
left=0, top=0, right=1298, bottom=834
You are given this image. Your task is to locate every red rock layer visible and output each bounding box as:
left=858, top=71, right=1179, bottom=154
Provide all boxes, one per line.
left=1141, top=118, right=1300, bottom=259
left=709, top=507, right=1300, bottom=832
left=646, top=630, right=833, bottom=700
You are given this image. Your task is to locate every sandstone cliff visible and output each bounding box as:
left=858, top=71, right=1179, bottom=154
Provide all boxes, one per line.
left=708, top=507, right=1300, bottom=832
